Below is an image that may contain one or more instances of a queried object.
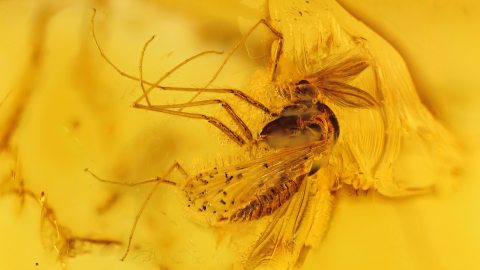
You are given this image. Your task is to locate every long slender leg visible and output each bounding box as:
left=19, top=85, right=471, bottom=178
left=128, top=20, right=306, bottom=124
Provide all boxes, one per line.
left=133, top=48, right=224, bottom=105
left=139, top=35, right=156, bottom=106
left=139, top=99, right=253, bottom=141
left=134, top=24, right=277, bottom=118
left=138, top=37, right=252, bottom=144
left=92, top=10, right=276, bottom=145
left=86, top=162, right=189, bottom=260
left=92, top=10, right=277, bottom=117
left=270, top=37, right=283, bottom=81
left=139, top=86, right=278, bottom=117
left=127, top=16, right=284, bottom=113
left=205, top=19, right=283, bottom=87
left=119, top=162, right=188, bottom=261
left=90, top=9, right=223, bottom=105
left=136, top=38, right=253, bottom=144
left=85, top=168, right=177, bottom=187
left=187, top=18, right=284, bottom=105
left=134, top=103, right=246, bottom=146
left=84, top=162, right=188, bottom=189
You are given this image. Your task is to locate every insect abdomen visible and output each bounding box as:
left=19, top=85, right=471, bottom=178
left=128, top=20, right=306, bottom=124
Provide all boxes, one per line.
left=227, top=174, right=306, bottom=222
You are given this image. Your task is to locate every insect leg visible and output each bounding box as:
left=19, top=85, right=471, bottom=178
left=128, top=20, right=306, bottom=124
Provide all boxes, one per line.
left=137, top=99, right=254, bottom=141
left=86, top=162, right=188, bottom=260
left=134, top=103, right=246, bottom=146
left=90, top=9, right=224, bottom=105
left=85, top=168, right=176, bottom=187
left=186, top=18, right=284, bottom=105
left=139, top=86, right=277, bottom=116
left=134, top=19, right=283, bottom=116
left=92, top=10, right=277, bottom=117
left=138, top=34, right=155, bottom=106
left=135, top=34, right=251, bottom=143
left=255, top=18, right=283, bottom=82
left=204, top=18, right=283, bottom=87
left=119, top=161, right=188, bottom=260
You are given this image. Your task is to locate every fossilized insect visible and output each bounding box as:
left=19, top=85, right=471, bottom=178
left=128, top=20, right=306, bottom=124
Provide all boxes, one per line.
left=88, top=1, right=458, bottom=268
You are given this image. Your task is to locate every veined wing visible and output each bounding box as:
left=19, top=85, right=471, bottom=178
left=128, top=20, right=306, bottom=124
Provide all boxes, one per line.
left=267, top=0, right=377, bottom=109
left=242, top=168, right=335, bottom=270
left=183, top=141, right=330, bottom=225
left=306, top=54, right=369, bottom=83
left=268, top=0, right=460, bottom=195
left=305, top=54, right=378, bottom=108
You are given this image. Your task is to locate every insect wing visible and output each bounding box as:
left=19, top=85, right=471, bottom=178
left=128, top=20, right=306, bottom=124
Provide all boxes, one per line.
left=268, top=0, right=377, bottom=109
left=306, top=55, right=369, bottom=83
left=305, top=54, right=377, bottom=108
left=184, top=142, right=329, bottom=225
left=243, top=170, right=334, bottom=270
left=314, top=80, right=377, bottom=108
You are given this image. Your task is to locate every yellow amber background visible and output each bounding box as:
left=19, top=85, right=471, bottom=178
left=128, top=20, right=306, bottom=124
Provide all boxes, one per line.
left=0, top=0, right=479, bottom=269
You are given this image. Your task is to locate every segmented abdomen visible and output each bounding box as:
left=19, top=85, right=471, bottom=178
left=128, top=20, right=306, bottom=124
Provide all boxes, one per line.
left=225, top=174, right=306, bottom=222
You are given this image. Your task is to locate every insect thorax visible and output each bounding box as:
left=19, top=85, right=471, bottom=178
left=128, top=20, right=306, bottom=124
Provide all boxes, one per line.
left=260, top=101, right=339, bottom=149
left=276, top=79, right=318, bottom=103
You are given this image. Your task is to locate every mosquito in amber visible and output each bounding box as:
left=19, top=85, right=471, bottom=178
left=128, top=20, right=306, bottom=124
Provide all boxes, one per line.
left=88, top=9, right=377, bottom=269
